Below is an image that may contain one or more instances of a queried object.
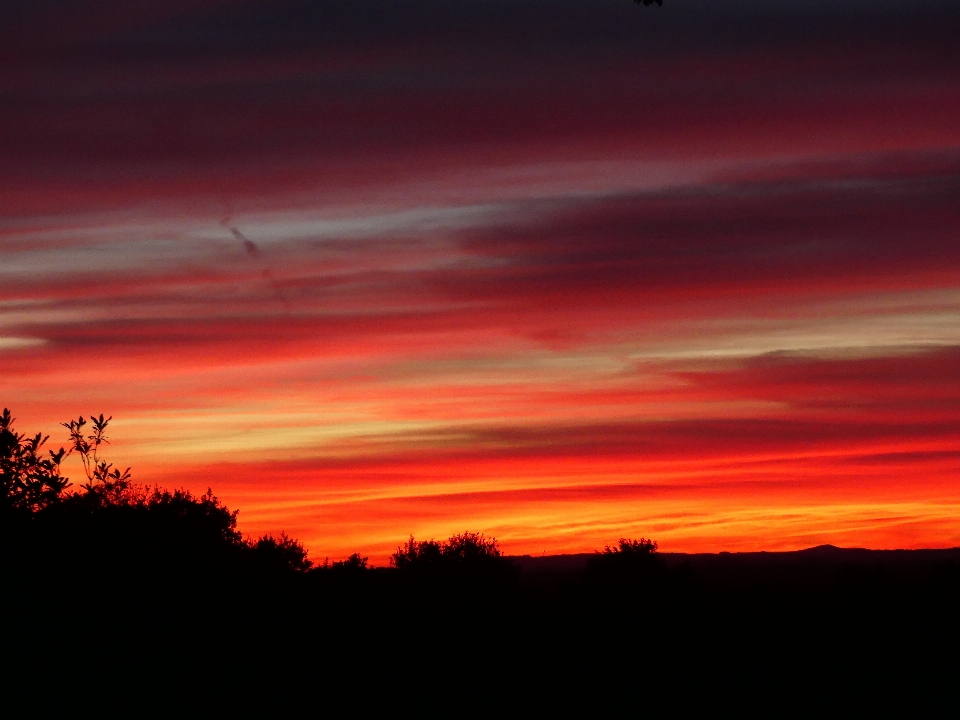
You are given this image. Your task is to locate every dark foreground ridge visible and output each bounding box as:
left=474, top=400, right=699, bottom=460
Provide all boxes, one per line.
left=505, top=545, right=960, bottom=641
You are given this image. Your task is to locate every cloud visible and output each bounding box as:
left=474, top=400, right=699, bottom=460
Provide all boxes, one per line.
left=3, top=0, right=959, bottom=214
left=3, top=0, right=960, bottom=557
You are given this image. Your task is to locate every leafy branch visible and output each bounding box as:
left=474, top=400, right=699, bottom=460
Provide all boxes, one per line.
left=61, top=413, right=132, bottom=503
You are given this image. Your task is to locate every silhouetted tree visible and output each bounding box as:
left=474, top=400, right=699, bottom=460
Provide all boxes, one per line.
left=586, top=537, right=666, bottom=577
left=41, top=485, right=248, bottom=577
left=0, top=408, right=69, bottom=515
left=249, top=531, right=313, bottom=573
left=390, top=531, right=515, bottom=579
left=445, top=532, right=503, bottom=562
left=391, top=535, right=445, bottom=571
left=604, top=537, right=659, bottom=556
left=1, top=408, right=139, bottom=518
left=324, top=552, right=369, bottom=573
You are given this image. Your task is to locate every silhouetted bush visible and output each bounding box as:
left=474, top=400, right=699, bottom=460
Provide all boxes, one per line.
left=249, top=532, right=313, bottom=573
left=580, top=538, right=672, bottom=637
left=586, top=537, right=666, bottom=577
left=324, top=552, right=369, bottom=573
left=390, top=531, right=516, bottom=579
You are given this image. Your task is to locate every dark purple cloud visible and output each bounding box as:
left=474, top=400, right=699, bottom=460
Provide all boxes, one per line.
left=2, top=0, right=959, bottom=213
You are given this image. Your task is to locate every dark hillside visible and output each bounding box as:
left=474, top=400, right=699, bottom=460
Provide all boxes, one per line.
left=507, top=547, right=960, bottom=643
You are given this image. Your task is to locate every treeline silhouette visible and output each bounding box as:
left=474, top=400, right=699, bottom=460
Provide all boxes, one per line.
left=2, top=409, right=311, bottom=575
left=3, top=409, right=959, bottom=644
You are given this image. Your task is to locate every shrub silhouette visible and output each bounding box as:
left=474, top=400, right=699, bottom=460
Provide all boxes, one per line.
left=392, top=536, right=444, bottom=570
left=586, top=537, right=666, bottom=577
left=604, top=537, right=659, bottom=556
left=326, top=552, right=369, bottom=573
left=249, top=532, right=313, bottom=573
left=46, top=486, right=247, bottom=576
left=391, top=531, right=515, bottom=579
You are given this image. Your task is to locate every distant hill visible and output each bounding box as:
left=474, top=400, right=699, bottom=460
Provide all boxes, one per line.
left=510, top=546, right=960, bottom=582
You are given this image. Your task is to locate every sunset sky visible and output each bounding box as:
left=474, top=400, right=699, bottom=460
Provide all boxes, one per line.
left=3, top=0, right=959, bottom=562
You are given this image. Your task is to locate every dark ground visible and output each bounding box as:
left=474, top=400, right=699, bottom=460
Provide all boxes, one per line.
left=9, top=545, right=959, bottom=642
left=509, top=545, right=960, bottom=641
left=8, top=545, right=959, bottom=713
